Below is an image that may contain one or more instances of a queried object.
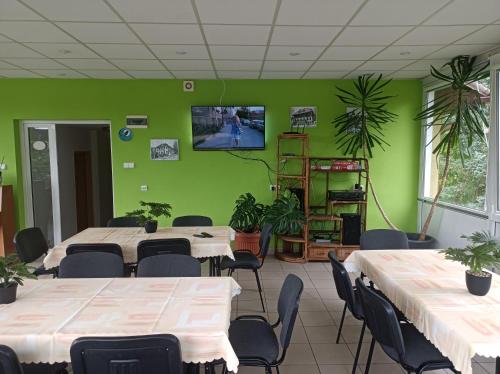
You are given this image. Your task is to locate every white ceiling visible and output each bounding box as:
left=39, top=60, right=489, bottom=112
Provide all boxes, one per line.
left=0, top=0, right=499, bottom=80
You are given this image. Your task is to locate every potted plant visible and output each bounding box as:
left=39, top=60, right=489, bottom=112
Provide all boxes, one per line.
left=414, top=55, right=490, bottom=247
left=264, top=190, right=306, bottom=236
left=0, top=254, right=36, bottom=304
left=229, top=193, right=265, bottom=254
left=441, top=231, right=500, bottom=296
left=126, top=201, right=172, bottom=233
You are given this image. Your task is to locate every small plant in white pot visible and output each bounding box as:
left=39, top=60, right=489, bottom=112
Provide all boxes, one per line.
left=441, top=231, right=500, bottom=296
left=0, top=254, right=36, bottom=304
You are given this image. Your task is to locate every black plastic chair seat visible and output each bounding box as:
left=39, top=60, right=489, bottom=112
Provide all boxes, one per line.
left=382, top=323, right=453, bottom=371
left=229, top=319, right=279, bottom=364
left=220, top=251, right=260, bottom=270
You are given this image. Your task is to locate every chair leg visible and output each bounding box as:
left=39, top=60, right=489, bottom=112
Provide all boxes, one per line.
left=275, top=366, right=281, bottom=374
left=265, top=366, right=273, bottom=374
left=364, top=337, right=376, bottom=374
left=336, top=302, right=347, bottom=344
left=254, top=269, right=265, bottom=312
left=352, top=321, right=366, bottom=374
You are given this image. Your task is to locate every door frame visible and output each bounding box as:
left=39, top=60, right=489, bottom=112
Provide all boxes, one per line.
left=20, top=120, right=113, bottom=245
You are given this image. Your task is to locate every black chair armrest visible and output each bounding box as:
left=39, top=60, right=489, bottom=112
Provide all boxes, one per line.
left=235, top=315, right=269, bottom=323
left=233, top=249, right=253, bottom=254
left=33, top=266, right=58, bottom=278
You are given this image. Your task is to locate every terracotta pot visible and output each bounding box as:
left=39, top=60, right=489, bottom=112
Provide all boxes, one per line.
left=234, top=231, right=261, bottom=255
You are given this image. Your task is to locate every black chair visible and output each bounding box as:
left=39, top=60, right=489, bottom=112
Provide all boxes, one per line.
left=355, top=278, right=457, bottom=374
left=220, top=224, right=273, bottom=312
left=172, top=215, right=213, bottom=227
left=13, top=227, right=57, bottom=277
left=0, top=345, right=23, bottom=374
left=106, top=216, right=141, bottom=228
left=70, top=334, right=182, bottom=374
left=137, top=254, right=201, bottom=277
left=223, top=274, right=303, bottom=374
left=137, top=238, right=191, bottom=262
left=58, top=252, right=124, bottom=278
left=360, top=229, right=409, bottom=250
left=66, top=243, right=123, bottom=257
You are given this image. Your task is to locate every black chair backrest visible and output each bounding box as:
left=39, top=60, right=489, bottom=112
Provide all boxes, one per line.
left=277, top=274, right=304, bottom=349
left=360, top=229, right=409, bottom=250
left=58, top=252, right=124, bottom=278
left=137, top=238, right=191, bottom=262
left=258, top=223, right=273, bottom=260
left=172, top=215, right=213, bottom=227
left=328, top=251, right=359, bottom=317
left=107, top=216, right=141, bottom=228
left=66, top=243, right=123, bottom=257
left=13, top=227, right=48, bottom=264
left=137, top=254, right=201, bottom=277
left=0, top=345, right=24, bottom=374
left=70, top=334, right=182, bottom=374
left=355, top=278, right=406, bottom=362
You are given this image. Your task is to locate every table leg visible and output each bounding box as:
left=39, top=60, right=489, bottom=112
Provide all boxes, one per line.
left=216, top=256, right=221, bottom=276
left=495, top=356, right=499, bottom=374
left=208, top=258, right=214, bottom=277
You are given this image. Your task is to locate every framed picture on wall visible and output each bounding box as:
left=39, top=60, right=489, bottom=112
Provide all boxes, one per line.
left=290, top=106, right=317, bottom=128
left=150, top=139, right=179, bottom=161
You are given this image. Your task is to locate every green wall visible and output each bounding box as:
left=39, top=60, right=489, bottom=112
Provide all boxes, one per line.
left=0, top=78, right=422, bottom=232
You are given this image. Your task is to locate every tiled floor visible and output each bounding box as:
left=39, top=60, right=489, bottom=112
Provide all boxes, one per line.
left=220, top=256, right=497, bottom=374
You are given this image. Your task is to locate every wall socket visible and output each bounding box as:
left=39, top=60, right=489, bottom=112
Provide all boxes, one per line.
left=140, top=185, right=148, bottom=192
left=123, top=162, right=135, bottom=169
left=0, top=163, right=6, bottom=171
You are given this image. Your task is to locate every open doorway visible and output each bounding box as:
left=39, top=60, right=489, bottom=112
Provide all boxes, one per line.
left=21, top=121, right=113, bottom=245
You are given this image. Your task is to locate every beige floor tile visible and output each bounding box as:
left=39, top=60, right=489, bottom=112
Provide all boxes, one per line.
left=348, top=343, right=394, bottom=364
left=304, top=263, right=328, bottom=272
left=238, top=299, right=266, bottom=313
left=308, top=271, right=334, bottom=280
left=472, top=363, right=490, bottom=374
left=299, top=298, right=327, bottom=312
left=316, top=288, right=340, bottom=299
left=330, top=312, right=363, bottom=326
left=263, top=278, right=287, bottom=289
left=311, top=343, right=354, bottom=365
left=304, top=325, right=340, bottom=343
left=236, top=289, right=261, bottom=301
left=280, top=364, right=321, bottom=374
left=359, top=364, right=404, bottom=374
left=238, top=280, right=259, bottom=290
left=339, top=324, right=371, bottom=344
left=474, top=356, right=497, bottom=363
left=477, top=362, right=496, bottom=374
left=300, top=311, right=334, bottom=326
left=319, top=364, right=359, bottom=374
left=260, top=271, right=286, bottom=280
left=312, top=279, right=336, bottom=289
left=282, top=344, right=317, bottom=365
left=322, top=298, right=346, bottom=312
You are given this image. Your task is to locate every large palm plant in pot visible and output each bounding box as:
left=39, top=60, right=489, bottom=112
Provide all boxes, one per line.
left=229, top=193, right=265, bottom=254
left=264, top=190, right=306, bottom=235
left=415, top=55, right=490, bottom=245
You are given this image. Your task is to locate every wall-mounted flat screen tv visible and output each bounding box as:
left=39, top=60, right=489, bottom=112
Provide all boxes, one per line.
left=192, top=106, right=265, bottom=150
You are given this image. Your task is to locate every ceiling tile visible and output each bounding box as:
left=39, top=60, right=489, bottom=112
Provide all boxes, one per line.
left=391, top=70, right=429, bottom=79
left=33, top=69, right=86, bottom=78
left=26, top=42, right=99, bottom=58
left=23, top=0, right=120, bottom=22
left=396, top=26, right=481, bottom=45
left=79, top=69, right=131, bottom=79
left=277, top=0, right=364, bottom=26
left=0, top=1, right=42, bottom=20
left=88, top=44, right=155, bottom=59
left=162, top=59, right=213, bottom=70
left=55, top=58, right=115, bottom=69
left=303, top=71, right=349, bottom=79
left=0, top=21, right=74, bottom=42
left=3, top=57, right=65, bottom=69
left=271, top=26, right=341, bottom=46
left=261, top=71, right=303, bottom=79
left=426, top=44, right=497, bottom=59
left=310, top=60, right=364, bottom=71
left=0, top=35, right=10, bottom=42
left=266, top=46, right=323, bottom=60
left=0, top=69, right=42, bottom=77
left=402, top=59, right=448, bottom=70
left=131, top=24, right=204, bottom=45
left=57, top=22, right=140, bottom=44
left=0, top=42, right=44, bottom=57
left=171, top=70, right=216, bottom=79
left=373, top=45, right=442, bottom=60
left=456, top=25, right=500, bottom=45
left=107, top=0, right=196, bottom=23
left=425, top=0, right=500, bottom=25
left=218, top=71, right=260, bottom=79
left=195, top=0, right=277, bottom=24
left=204, top=25, right=271, bottom=46
left=150, top=45, right=209, bottom=59
left=321, top=46, right=383, bottom=60
left=0, top=60, right=17, bottom=68
left=345, top=70, right=395, bottom=79
left=352, top=0, right=449, bottom=26
left=210, top=46, right=266, bottom=60
left=213, top=60, right=262, bottom=71
left=333, top=26, right=411, bottom=46
left=357, top=59, right=413, bottom=70
left=263, top=60, right=314, bottom=71
left=127, top=70, right=173, bottom=79
left=110, top=59, right=163, bottom=70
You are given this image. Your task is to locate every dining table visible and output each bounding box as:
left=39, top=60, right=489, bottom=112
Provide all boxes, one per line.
left=344, top=249, right=500, bottom=374
left=43, top=226, right=236, bottom=274
left=0, top=276, right=241, bottom=372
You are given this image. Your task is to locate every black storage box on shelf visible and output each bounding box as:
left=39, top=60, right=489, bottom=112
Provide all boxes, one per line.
left=328, top=190, right=365, bottom=201
left=341, top=213, right=361, bottom=245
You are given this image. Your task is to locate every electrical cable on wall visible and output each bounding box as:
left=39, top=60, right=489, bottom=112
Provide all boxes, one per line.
left=225, top=150, right=276, bottom=185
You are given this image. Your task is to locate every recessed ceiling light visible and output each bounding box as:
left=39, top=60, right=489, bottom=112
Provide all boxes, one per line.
left=399, top=51, right=411, bottom=56
left=289, top=52, right=301, bottom=56
left=175, top=51, right=187, bottom=56
left=58, top=49, right=72, bottom=55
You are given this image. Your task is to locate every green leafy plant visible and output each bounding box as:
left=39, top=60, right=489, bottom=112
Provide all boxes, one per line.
left=264, top=190, right=306, bottom=235
left=126, top=201, right=172, bottom=226
left=229, top=193, right=265, bottom=233
left=416, top=55, right=490, bottom=240
left=0, top=254, right=36, bottom=287
left=441, top=231, right=500, bottom=276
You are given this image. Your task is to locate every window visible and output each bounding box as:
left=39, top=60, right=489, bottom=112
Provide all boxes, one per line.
left=422, top=77, right=491, bottom=211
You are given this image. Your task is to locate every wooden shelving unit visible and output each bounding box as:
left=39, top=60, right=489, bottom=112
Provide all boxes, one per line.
left=0, top=185, right=16, bottom=256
